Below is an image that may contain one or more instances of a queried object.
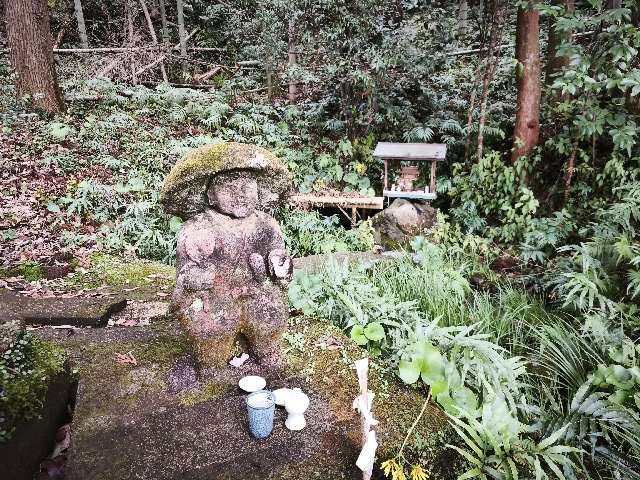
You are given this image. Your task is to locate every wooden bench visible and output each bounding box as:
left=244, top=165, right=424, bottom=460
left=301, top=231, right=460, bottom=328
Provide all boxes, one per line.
left=289, top=193, right=383, bottom=225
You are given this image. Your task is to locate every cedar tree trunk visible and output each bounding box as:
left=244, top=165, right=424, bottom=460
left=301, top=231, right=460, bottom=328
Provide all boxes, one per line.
left=512, top=4, right=541, bottom=162
left=5, top=0, right=64, bottom=114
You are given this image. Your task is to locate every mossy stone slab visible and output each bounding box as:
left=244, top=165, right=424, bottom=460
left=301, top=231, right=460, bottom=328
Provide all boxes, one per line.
left=35, top=307, right=449, bottom=479
left=0, top=288, right=126, bottom=328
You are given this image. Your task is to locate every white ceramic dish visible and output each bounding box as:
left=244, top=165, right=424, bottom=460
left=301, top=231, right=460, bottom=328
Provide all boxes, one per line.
left=273, top=388, right=292, bottom=406
left=238, top=375, right=266, bottom=393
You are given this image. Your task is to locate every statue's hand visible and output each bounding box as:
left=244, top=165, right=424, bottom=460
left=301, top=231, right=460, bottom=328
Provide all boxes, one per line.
left=177, top=266, right=215, bottom=291
left=249, top=253, right=267, bottom=281
left=268, top=249, right=293, bottom=281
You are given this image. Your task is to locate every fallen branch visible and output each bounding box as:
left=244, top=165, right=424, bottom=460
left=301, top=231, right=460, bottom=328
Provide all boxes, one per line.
left=99, top=56, right=122, bottom=77
left=194, top=65, right=222, bottom=83
left=449, top=30, right=594, bottom=57
left=134, top=28, right=198, bottom=77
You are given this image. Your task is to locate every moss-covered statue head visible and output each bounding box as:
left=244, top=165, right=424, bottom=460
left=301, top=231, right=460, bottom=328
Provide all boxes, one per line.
left=160, top=142, right=292, bottom=219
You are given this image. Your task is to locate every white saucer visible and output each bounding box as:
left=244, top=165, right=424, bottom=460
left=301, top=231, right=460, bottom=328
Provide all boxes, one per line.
left=238, top=375, right=266, bottom=393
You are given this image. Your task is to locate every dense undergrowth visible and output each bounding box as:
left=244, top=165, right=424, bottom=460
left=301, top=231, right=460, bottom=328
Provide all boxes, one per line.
left=290, top=222, right=640, bottom=479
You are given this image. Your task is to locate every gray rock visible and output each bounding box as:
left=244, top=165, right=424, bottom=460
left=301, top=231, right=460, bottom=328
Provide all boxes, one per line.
left=371, top=199, right=437, bottom=249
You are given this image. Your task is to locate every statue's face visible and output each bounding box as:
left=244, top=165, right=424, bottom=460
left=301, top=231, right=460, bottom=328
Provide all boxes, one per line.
left=207, top=172, right=258, bottom=218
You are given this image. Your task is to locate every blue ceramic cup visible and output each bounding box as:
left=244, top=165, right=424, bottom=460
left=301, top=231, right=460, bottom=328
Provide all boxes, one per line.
left=246, top=390, right=275, bottom=439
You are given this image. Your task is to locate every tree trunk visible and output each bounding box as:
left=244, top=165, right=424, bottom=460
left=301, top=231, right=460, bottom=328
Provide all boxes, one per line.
left=125, top=0, right=137, bottom=85
left=5, top=0, right=64, bottom=114
left=158, top=0, right=169, bottom=43
left=512, top=4, right=541, bottom=162
left=546, top=0, right=574, bottom=85
left=458, top=0, right=468, bottom=38
left=287, top=19, right=297, bottom=103
left=73, top=0, right=88, bottom=48
left=476, top=0, right=505, bottom=163
left=177, top=0, right=186, bottom=57
left=266, top=60, right=273, bottom=99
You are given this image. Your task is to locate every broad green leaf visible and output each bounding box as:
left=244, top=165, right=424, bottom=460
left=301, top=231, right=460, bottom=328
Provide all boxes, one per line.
left=364, top=322, right=385, bottom=341
left=350, top=325, right=368, bottom=346
left=398, top=359, right=421, bottom=384
left=418, top=343, right=445, bottom=383
left=169, top=216, right=183, bottom=233
left=431, top=379, right=448, bottom=397
left=451, top=386, right=478, bottom=413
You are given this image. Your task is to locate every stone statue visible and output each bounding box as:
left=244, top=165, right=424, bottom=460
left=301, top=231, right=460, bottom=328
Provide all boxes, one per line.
left=161, top=142, right=293, bottom=368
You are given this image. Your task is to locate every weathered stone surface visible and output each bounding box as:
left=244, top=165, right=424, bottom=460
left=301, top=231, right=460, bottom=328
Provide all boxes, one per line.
left=0, top=288, right=127, bottom=328
left=371, top=199, right=437, bottom=249
left=166, top=151, right=293, bottom=369
left=161, top=142, right=292, bottom=220
left=110, top=300, right=170, bottom=326
left=292, top=251, right=404, bottom=274
left=34, top=313, right=447, bottom=480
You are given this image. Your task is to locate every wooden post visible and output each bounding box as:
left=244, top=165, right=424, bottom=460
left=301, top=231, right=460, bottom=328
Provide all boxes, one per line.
left=430, top=160, right=437, bottom=194
left=383, top=159, right=388, bottom=191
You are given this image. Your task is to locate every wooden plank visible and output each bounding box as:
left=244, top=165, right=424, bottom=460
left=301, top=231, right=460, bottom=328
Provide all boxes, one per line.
left=290, top=194, right=384, bottom=209
left=383, top=190, right=437, bottom=201
left=373, top=142, right=447, bottom=161
left=430, top=160, right=437, bottom=194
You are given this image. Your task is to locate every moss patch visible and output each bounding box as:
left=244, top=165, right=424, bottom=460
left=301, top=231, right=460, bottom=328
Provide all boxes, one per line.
left=66, top=253, right=175, bottom=292
left=1, top=261, right=44, bottom=281
left=66, top=323, right=189, bottom=416
left=0, top=333, right=67, bottom=441
left=179, top=381, right=232, bottom=406
left=160, top=142, right=292, bottom=219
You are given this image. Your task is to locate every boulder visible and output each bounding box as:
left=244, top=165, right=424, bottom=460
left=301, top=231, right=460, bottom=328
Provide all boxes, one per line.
left=371, top=199, right=437, bottom=249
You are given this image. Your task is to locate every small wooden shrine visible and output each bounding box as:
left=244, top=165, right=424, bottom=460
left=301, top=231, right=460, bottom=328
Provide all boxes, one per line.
left=373, top=142, right=447, bottom=201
